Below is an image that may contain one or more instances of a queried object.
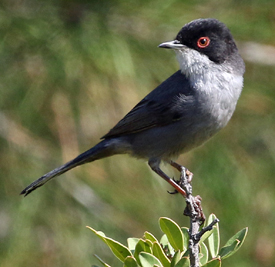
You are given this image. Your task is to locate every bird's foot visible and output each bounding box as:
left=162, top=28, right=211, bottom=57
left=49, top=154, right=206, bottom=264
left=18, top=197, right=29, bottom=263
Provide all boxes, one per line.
left=167, top=162, right=193, bottom=194
left=167, top=176, right=185, bottom=194
left=167, top=178, right=179, bottom=194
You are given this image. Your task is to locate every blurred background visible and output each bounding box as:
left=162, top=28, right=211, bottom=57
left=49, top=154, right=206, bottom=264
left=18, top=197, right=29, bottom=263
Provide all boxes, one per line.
left=1, top=0, right=275, bottom=266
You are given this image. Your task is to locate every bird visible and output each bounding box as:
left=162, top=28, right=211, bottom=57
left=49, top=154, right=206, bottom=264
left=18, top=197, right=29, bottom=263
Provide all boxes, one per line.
left=21, top=18, right=245, bottom=197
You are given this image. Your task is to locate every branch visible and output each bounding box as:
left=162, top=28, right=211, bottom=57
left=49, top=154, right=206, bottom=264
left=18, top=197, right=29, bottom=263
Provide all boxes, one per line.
left=177, top=166, right=219, bottom=267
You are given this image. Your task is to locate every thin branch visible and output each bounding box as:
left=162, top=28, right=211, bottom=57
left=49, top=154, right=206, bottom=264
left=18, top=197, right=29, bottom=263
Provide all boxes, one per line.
left=195, top=218, right=220, bottom=241
left=176, top=166, right=219, bottom=267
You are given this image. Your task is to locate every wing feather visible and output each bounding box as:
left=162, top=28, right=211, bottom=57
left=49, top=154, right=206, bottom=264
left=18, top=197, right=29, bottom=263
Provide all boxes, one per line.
left=102, top=70, right=195, bottom=139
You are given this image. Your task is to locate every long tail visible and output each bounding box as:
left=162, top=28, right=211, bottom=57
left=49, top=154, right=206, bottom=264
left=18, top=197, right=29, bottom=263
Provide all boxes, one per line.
left=21, top=140, right=116, bottom=196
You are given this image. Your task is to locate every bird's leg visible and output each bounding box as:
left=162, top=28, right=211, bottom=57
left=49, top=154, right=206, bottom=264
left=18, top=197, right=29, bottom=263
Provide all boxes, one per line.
left=149, top=159, right=205, bottom=221
left=169, top=160, right=205, bottom=222
left=148, top=160, right=186, bottom=197
left=167, top=161, right=193, bottom=194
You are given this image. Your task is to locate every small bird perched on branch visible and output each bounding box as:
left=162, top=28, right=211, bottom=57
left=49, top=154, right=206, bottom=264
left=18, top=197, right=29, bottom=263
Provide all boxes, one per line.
left=21, top=18, right=245, bottom=197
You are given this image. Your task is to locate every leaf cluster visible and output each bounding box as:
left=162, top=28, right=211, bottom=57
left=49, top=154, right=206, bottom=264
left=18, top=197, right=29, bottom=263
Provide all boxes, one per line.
left=87, top=214, right=248, bottom=267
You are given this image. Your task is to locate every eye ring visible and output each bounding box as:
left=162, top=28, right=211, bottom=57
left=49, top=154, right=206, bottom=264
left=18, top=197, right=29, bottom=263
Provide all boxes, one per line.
left=197, top=37, right=210, bottom=48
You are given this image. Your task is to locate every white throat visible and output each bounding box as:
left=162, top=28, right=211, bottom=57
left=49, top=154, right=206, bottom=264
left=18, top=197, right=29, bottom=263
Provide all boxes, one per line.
left=174, top=48, right=211, bottom=78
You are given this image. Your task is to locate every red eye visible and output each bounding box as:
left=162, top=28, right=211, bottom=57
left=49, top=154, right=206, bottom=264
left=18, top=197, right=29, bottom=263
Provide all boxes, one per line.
left=197, top=37, right=210, bottom=48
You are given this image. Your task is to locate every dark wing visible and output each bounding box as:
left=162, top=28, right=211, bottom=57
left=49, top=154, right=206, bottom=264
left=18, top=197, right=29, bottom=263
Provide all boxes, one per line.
left=102, top=70, right=196, bottom=139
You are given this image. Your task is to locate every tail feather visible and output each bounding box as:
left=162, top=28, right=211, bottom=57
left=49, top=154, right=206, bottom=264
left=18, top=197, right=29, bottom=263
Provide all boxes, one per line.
left=21, top=140, right=113, bottom=196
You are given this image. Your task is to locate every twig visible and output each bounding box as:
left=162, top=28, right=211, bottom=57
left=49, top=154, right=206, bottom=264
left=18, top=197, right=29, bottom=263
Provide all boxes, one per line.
left=195, top=218, right=220, bottom=241
left=177, top=166, right=219, bottom=267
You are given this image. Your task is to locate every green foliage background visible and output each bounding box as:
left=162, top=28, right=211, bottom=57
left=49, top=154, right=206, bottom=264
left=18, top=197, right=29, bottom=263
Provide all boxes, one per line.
left=1, top=0, right=275, bottom=266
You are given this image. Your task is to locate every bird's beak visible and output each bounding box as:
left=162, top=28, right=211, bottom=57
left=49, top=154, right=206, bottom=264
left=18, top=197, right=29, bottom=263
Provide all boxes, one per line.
left=158, top=40, right=184, bottom=49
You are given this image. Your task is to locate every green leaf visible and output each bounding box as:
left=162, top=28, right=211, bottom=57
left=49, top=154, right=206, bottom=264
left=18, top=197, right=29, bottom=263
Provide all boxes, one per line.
left=170, top=250, right=182, bottom=267
left=128, top=238, right=140, bottom=252
left=207, top=214, right=220, bottom=258
left=201, top=257, right=221, bottom=267
left=145, top=239, right=154, bottom=248
left=135, top=239, right=152, bottom=255
left=180, top=227, right=189, bottom=253
left=199, top=242, right=208, bottom=266
left=200, top=214, right=216, bottom=243
left=160, top=234, right=174, bottom=256
left=86, top=226, right=107, bottom=242
left=219, top=239, right=239, bottom=259
left=104, top=237, right=132, bottom=262
left=139, top=252, right=163, bottom=267
left=144, top=232, right=158, bottom=243
left=174, top=257, right=189, bottom=267
left=152, top=242, right=170, bottom=267
left=94, top=254, right=112, bottom=267
left=159, top=217, right=184, bottom=251
left=134, top=239, right=152, bottom=265
left=124, top=256, right=139, bottom=267
left=219, top=227, right=248, bottom=259
left=87, top=226, right=132, bottom=262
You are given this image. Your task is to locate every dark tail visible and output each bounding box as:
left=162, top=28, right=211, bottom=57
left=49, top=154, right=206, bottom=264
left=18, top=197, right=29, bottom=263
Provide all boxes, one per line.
left=21, top=140, right=116, bottom=196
